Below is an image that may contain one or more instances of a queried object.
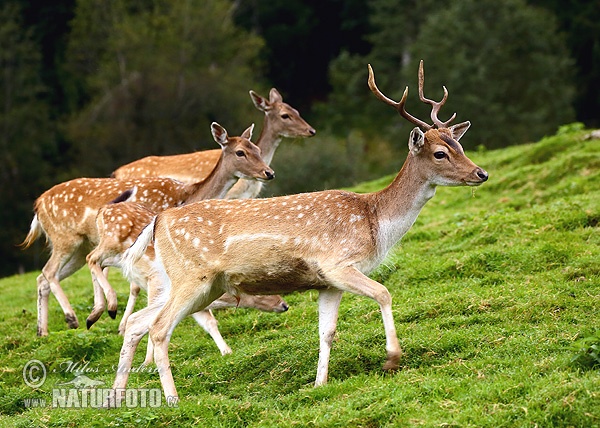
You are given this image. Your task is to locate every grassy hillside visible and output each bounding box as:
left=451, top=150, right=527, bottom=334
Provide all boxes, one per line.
left=0, top=124, right=598, bottom=427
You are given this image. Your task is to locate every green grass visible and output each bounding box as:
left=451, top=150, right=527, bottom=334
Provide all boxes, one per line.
left=1, top=124, right=599, bottom=427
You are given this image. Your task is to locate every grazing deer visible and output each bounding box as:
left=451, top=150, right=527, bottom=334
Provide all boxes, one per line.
left=108, top=61, right=488, bottom=405
left=22, top=123, right=274, bottom=336
left=86, top=191, right=289, bottom=359
left=112, top=88, right=316, bottom=199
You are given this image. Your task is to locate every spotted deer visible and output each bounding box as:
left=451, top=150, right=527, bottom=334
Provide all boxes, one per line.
left=108, top=61, right=489, bottom=405
left=22, top=123, right=274, bottom=336
left=86, top=191, right=288, bottom=359
left=112, top=88, right=316, bottom=199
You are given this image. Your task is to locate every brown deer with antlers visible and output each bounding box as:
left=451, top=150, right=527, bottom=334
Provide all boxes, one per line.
left=108, top=61, right=488, bottom=405
left=22, top=123, right=274, bottom=336
left=112, top=88, right=315, bottom=199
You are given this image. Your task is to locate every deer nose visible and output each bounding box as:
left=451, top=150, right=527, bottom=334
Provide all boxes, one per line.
left=265, top=170, right=275, bottom=180
left=476, top=168, right=489, bottom=182
left=281, top=302, right=289, bottom=312
left=308, top=128, right=316, bottom=136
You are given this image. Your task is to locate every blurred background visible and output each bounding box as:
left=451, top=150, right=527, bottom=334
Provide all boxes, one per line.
left=2, top=0, right=598, bottom=276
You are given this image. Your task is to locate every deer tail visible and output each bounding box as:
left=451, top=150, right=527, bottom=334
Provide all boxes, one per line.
left=20, top=215, right=45, bottom=249
left=122, top=216, right=156, bottom=280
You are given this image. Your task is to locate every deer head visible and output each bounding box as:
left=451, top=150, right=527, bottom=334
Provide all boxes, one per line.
left=210, top=122, right=274, bottom=182
left=368, top=60, right=488, bottom=186
left=250, top=88, right=316, bottom=139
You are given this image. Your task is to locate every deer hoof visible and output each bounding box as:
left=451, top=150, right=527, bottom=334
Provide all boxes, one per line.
left=108, top=310, right=117, bottom=319
left=382, top=351, right=402, bottom=372
left=65, top=314, right=79, bottom=329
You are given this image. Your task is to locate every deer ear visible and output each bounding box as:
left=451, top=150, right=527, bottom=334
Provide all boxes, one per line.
left=449, top=121, right=470, bottom=141
left=211, top=122, right=229, bottom=147
left=241, top=123, right=254, bottom=140
left=408, top=127, right=425, bottom=153
left=269, top=88, right=283, bottom=104
left=250, top=90, right=271, bottom=112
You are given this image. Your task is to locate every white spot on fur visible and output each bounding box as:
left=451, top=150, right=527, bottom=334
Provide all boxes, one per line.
left=349, top=214, right=363, bottom=223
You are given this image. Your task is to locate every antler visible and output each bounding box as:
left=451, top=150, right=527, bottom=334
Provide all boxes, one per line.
left=368, top=61, right=458, bottom=130
left=417, top=60, right=456, bottom=128
left=368, top=64, right=432, bottom=131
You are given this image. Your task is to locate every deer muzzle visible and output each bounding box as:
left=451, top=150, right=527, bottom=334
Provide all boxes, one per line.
left=262, top=169, right=275, bottom=181
left=466, top=167, right=489, bottom=186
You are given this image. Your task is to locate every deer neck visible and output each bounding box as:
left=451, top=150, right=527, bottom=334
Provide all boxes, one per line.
left=255, top=116, right=282, bottom=166
left=183, top=156, right=237, bottom=204
left=368, top=153, right=437, bottom=257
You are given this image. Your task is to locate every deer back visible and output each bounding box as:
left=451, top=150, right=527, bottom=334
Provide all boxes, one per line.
left=34, top=177, right=193, bottom=246
left=112, top=151, right=221, bottom=185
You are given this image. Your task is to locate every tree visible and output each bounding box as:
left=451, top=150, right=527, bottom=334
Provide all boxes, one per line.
left=323, top=0, right=576, bottom=150
left=408, top=0, right=575, bottom=148
left=312, top=0, right=444, bottom=183
left=233, top=0, right=371, bottom=112
left=528, top=0, right=600, bottom=128
left=65, top=0, right=266, bottom=177
left=0, top=3, right=57, bottom=276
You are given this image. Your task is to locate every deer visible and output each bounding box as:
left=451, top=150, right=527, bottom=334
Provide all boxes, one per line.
left=112, top=88, right=316, bottom=199
left=21, top=123, right=274, bottom=336
left=107, top=61, right=488, bottom=406
left=86, top=189, right=288, bottom=360
left=90, top=89, right=311, bottom=346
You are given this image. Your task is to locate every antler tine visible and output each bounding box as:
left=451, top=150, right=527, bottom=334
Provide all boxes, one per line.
left=368, top=64, right=431, bottom=130
left=417, top=60, right=457, bottom=128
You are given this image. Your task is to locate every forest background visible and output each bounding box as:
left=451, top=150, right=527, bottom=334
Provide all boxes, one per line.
left=1, top=0, right=598, bottom=277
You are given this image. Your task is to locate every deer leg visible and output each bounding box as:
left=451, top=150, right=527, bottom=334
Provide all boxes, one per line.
left=119, top=282, right=141, bottom=335
left=36, top=273, right=51, bottom=337
left=101, top=267, right=118, bottom=319
left=315, top=289, right=343, bottom=386
left=57, top=250, right=89, bottom=326
left=38, top=249, right=86, bottom=335
left=191, top=310, right=232, bottom=355
left=151, top=281, right=224, bottom=402
left=86, top=265, right=106, bottom=329
left=144, top=309, right=231, bottom=364
left=107, top=301, right=161, bottom=408
left=86, top=250, right=108, bottom=329
left=328, top=266, right=402, bottom=373
left=143, top=278, right=156, bottom=365
left=142, top=274, right=160, bottom=363
left=150, top=300, right=192, bottom=403
left=144, top=334, right=155, bottom=366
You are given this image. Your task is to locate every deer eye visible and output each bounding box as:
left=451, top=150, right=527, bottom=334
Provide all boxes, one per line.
left=236, top=150, right=246, bottom=157
left=434, top=151, right=446, bottom=160
left=281, top=113, right=290, bottom=119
